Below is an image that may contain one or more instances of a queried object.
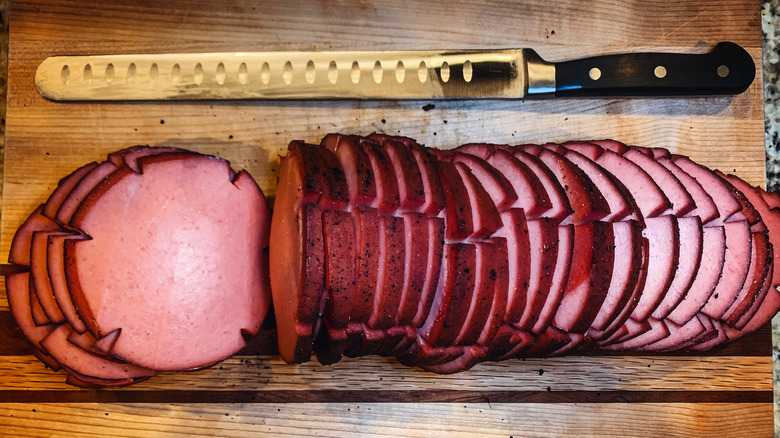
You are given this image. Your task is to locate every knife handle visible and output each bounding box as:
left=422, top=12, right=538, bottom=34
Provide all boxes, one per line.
left=550, top=42, right=755, bottom=97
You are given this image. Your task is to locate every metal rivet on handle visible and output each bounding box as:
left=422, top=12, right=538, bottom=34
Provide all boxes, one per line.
left=373, top=61, right=383, bottom=84
left=305, top=60, right=316, bottom=84
left=588, top=67, right=601, bottom=80
left=395, top=61, right=405, bottom=83
left=216, top=62, right=226, bottom=85
left=83, top=64, right=92, bottom=84
left=283, top=61, right=293, bottom=85
left=61, top=65, right=70, bottom=85
left=351, top=61, right=360, bottom=84
left=654, top=65, right=667, bottom=78
left=418, top=61, right=428, bottom=83
left=717, top=65, right=730, bottom=78
left=238, top=62, right=248, bottom=85
left=463, top=60, right=473, bottom=82
left=328, top=61, right=338, bottom=84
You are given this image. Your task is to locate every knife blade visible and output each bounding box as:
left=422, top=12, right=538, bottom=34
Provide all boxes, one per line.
left=35, top=42, right=755, bottom=101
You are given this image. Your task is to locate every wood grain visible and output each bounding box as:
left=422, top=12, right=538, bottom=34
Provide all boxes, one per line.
left=1, top=0, right=770, bottom=436
left=0, top=355, right=772, bottom=393
left=0, top=403, right=772, bottom=437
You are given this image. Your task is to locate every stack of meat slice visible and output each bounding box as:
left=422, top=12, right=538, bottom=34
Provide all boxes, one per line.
left=6, top=146, right=272, bottom=386
left=270, top=135, right=780, bottom=373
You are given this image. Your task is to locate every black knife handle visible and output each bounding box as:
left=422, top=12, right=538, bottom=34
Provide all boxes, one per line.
left=553, top=42, right=755, bottom=97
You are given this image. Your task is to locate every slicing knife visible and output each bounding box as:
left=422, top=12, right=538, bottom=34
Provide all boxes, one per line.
left=34, top=42, right=755, bottom=101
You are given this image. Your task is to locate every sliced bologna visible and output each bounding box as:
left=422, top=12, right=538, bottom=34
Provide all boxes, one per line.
left=450, top=152, right=518, bottom=212
left=375, top=136, right=426, bottom=212
left=454, top=161, right=503, bottom=239
left=321, top=134, right=376, bottom=207
left=40, top=324, right=156, bottom=381
left=621, top=148, right=695, bottom=217
left=720, top=176, right=780, bottom=333
left=434, top=159, right=474, bottom=241
left=507, top=148, right=572, bottom=221
left=557, top=146, right=640, bottom=222
left=589, top=221, right=644, bottom=331
left=362, top=140, right=401, bottom=214
left=7, top=272, right=57, bottom=354
left=629, top=215, right=679, bottom=322
left=651, top=217, right=705, bottom=320
left=394, top=213, right=430, bottom=325
left=382, top=135, right=446, bottom=217
left=664, top=226, right=726, bottom=326
left=454, top=238, right=508, bottom=346
left=418, top=243, right=478, bottom=348
left=589, top=238, right=649, bottom=343
left=699, top=220, right=752, bottom=320
left=456, top=145, right=551, bottom=217
left=344, top=207, right=381, bottom=356
left=657, top=157, right=719, bottom=224
left=30, top=230, right=73, bottom=324
left=493, top=209, right=532, bottom=325
left=314, top=209, right=357, bottom=365
left=591, top=149, right=670, bottom=218
left=41, top=162, right=99, bottom=220
left=552, top=222, right=615, bottom=333
left=68, top=153, right=271, bottom=371
left=47, top=234, right=89, bottom=334
left=672, top=155, right=744, bottom=222
left=54, top=161, right=119, bottom=225
left=531, top=148, right=610, bottom=224
left=527, top=224, right=574, bottom=335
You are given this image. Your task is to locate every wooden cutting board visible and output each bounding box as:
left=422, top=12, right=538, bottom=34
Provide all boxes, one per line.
left=0, top=0, right=772, bottom=436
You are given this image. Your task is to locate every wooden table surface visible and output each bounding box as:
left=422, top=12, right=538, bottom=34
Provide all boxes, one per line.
left=0, top=0, right=773, bottom=436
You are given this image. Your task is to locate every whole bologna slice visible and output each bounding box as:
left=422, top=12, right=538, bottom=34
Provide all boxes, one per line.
left=67, top=153, right=271, bottom=371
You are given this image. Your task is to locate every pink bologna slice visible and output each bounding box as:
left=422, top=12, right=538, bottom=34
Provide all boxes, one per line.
left=40, top=323, right=156, bottom=381
left=66, top=153, right=271, bottom=371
